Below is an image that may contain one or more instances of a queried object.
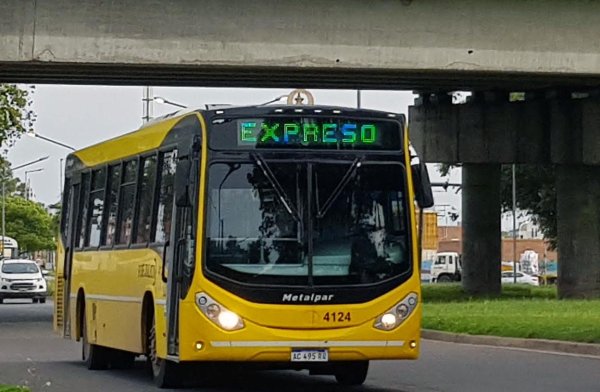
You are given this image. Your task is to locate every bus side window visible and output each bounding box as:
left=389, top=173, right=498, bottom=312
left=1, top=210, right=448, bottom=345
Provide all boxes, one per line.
left=103, top=164, right=121, bottom=246
left=116, top=159, right=138, bottom=245
left=87, top=168, right=107, bottom=247
left=135, top=154, right=158, bottom=244
left=77, top=173, right=91, bottom=249
left=154, top=150, right=177, bottom=243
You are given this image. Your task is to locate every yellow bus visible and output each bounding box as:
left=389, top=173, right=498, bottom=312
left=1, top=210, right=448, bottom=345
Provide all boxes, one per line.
left=54, top=104, right=433, bottom=388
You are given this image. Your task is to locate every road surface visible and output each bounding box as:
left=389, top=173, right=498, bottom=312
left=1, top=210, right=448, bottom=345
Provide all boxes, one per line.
left=0, top=299, right=598, bottom=391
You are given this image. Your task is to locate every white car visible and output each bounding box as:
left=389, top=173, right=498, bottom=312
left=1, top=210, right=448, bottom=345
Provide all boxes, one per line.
left=501, top=271, right=539, bottom=286
left=0, top=259, right=48, bottom=304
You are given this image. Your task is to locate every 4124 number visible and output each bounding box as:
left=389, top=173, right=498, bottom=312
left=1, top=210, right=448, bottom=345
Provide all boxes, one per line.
left=323, top=311, right=351, bottom=322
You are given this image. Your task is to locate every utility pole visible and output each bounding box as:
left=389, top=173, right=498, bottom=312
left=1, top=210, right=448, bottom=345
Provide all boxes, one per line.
left=142, top=86, right=154, bottom=123
left=512, top=164, right=517, bottom=283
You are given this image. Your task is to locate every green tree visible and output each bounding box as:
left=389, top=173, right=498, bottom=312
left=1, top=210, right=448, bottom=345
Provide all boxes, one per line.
left=438, top=163, right=557, bottom=248
left=0, top=157, right=26, bottom=196
left=499, top=165, right=556, bottom=248
left=5, top=197, right=56, bottom=253
left=0, top=84, right=35, bottom=151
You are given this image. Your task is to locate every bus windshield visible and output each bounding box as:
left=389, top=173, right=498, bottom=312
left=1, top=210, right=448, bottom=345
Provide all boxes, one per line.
left=205, top=159, right=410, bottom=286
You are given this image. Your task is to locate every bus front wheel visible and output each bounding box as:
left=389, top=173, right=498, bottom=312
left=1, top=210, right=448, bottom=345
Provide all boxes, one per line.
left=148, top=316, right=181, bottom=388
left=334, top=361, right=369, bottom=386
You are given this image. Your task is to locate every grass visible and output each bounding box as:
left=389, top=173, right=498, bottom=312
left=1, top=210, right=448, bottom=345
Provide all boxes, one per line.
left=421, top=284, right=600, bottom=343
left=0, top=386, right=30, bottom=392
left=422, top=283, right=557, bottom=302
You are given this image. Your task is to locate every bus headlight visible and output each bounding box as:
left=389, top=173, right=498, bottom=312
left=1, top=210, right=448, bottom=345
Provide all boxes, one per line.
left=374, top=292, right=418, bottom=331
left=195, top=292, right=244, bottom=331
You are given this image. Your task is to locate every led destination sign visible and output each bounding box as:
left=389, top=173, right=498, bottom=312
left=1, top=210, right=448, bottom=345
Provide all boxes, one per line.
left=235, top=118, right=401, bottom=150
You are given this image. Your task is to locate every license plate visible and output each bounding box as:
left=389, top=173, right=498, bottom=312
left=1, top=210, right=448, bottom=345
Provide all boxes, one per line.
left=291, top=349, right=328, bottom=362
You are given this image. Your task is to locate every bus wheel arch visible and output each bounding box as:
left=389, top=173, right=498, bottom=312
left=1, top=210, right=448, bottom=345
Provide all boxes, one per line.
left=144, top=295, right=181, bottom=388
left=76, top=288, right=86, bottom=341
left=141, top=292, right=154, bottom=355
left=77, top=289, right=110, bottom=370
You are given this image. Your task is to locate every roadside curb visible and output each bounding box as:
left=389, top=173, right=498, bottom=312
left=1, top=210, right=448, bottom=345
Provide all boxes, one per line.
left=422, top=329, right=600, bottom=358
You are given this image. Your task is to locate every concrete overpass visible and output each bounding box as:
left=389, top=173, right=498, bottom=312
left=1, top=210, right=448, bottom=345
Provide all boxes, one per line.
left=2, top=0, right=600, bottom=89
left=2, top=0, right=600, bottom=298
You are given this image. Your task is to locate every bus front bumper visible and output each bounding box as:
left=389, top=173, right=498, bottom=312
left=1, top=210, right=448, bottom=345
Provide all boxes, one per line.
left=177, top=301, right=421, bottom=363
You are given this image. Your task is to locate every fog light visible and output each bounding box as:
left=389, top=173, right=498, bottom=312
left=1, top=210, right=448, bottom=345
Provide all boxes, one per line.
left=409, top=340, right=417, bottom=349
left=195, top=341, right=204, bottom=350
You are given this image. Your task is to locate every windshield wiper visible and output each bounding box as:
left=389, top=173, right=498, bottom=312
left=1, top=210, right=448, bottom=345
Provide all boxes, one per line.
left=316, top=157, right=363, bottom=219
left=251, top=153, right=301, bottom=223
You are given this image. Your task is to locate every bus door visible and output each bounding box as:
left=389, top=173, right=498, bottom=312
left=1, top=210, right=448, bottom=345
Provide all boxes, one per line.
left=60, top=179, right=80, bottom=338
left=164, top=153, right=197, bottom=356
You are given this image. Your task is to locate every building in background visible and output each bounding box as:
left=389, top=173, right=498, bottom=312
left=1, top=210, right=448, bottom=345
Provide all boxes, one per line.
left=437, top=225, right=557, bottom=284
left=419, top=211, right=438, bottom=282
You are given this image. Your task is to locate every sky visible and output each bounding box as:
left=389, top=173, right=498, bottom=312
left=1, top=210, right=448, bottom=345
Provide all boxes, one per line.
left=6, top=85, right=462, bottom=223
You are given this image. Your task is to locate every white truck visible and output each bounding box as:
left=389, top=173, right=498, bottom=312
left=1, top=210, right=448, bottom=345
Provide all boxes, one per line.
left=430, top=251, right=462, bottom=283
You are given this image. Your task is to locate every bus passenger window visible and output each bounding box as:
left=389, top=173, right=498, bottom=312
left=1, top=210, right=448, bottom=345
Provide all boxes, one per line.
left=87, top=168, right=106, bottom=247
left=117, top=160, right=138, bottom=245
left=135, top=155, right=157, bottom=243
left=154, top=150, right=177, bottom=243
left=77, top=173, right=91, bottom=248
left=104, top=164, right=121, bottom=246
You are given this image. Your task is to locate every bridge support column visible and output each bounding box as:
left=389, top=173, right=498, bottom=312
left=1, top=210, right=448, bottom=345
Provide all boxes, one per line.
left=461, top=163, right=502, bottom=296
left=556, top=165, right=600, bottom=299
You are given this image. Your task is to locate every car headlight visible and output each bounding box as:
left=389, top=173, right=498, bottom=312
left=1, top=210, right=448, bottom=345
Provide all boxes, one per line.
left=195, top=292, right=244, bottom=331
left=374, top=292, right=418, bottom=331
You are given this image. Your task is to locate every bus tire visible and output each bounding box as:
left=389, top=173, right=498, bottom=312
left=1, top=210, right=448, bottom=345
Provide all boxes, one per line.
left=110, top=349, right=135, bottom=369
left=148, top=315, right=181, bottom=388
left=81, top=303, right=109, bottom=370
left=334, top=361, right=369, bottom=386
left=40, top=297, right=46, bottom=304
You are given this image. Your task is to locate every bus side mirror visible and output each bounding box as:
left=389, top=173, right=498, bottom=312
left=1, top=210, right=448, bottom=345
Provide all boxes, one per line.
left=413, top=163, right=434, bottom=209
left=175, top=159, right=192, bottom=207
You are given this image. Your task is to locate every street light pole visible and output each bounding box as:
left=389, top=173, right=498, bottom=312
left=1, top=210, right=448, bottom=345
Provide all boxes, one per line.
left=143, top=86, right=154, bottom=123
left=24, top=168, right=44, bottom=200
left=28, top=132, right=76, bottom=151
left=153, top=96, right=188, bottom=109
left=512, top=164, right=517, bottom=283
left=2, top=180, right=4, bottom=256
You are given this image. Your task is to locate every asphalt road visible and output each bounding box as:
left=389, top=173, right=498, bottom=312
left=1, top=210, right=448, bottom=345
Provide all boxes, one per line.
left=1, top=299, right=599, bottom=392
